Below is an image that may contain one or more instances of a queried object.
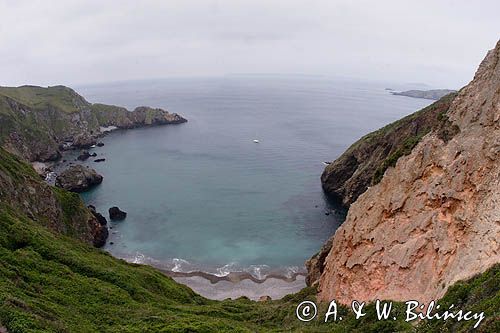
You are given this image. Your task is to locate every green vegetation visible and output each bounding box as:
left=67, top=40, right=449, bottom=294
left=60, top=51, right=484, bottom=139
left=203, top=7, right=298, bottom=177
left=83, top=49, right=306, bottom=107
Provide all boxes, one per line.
left=0, top=89, right=496, bottom=332
left=321, top=93, right=459, bottom=206
left=418, top=265, right=500, bottom=333
left=372, top=132, right=427, bottom=184
left=369, top=93, right=458, bottom=185
left=1, top=203, right=497, bottom=332
left=0, top=86, right=89, bottom=114
left=370, top=93, right=460, bottom=184
left=0, top=147, right=498, bottom=332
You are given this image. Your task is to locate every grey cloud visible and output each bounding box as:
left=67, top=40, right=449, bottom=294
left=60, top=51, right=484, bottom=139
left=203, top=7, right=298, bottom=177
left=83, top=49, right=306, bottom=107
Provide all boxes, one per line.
left=0, top=0, right=499, bottom=87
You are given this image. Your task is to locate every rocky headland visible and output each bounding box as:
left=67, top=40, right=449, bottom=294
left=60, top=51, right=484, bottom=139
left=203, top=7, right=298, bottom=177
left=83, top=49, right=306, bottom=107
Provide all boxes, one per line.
left=391, top=89, right=457, bottom=100
left=321, top=92, right=459, bottom=208
left=0, top=85, right=187, bottom=163
left=310, top=41, right=500, bottom=307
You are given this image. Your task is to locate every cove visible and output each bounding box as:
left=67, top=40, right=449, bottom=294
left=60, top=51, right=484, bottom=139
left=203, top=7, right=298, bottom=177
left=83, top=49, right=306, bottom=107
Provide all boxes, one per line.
left=66, top=76, right=431, bottom=298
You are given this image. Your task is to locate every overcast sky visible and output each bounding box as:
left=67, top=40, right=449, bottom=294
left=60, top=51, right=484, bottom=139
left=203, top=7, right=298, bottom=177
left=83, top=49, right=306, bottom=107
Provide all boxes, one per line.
left=1, top=0, right=499, bottom=88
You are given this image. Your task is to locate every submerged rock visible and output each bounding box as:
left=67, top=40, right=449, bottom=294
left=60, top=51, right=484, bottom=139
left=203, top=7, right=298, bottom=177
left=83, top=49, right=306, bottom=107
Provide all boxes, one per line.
left=55, top=165, right=103, bottom=193
left=109, top=206, right=127, bottom=220
left=77, top=150, right=90, bottom=161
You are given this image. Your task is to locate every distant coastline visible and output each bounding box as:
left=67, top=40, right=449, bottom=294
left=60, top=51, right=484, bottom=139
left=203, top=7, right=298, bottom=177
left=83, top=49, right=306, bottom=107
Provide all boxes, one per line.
left=390, top=89, right=456, bottom=100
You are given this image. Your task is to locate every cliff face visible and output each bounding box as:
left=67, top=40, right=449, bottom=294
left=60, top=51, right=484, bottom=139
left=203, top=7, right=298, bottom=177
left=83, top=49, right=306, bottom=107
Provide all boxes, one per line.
left=0, top=147, right=107, bottom=247
left=0, top=85, right=187, bottom=162
left=321, top=93, right=458, bottom=207
left=317, top=41, right=500, bottom=304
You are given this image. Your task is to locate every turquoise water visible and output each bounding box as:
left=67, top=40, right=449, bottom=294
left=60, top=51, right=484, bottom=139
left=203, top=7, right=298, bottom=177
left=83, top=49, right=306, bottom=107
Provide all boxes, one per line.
left=74, top=76, right=430, bottom=277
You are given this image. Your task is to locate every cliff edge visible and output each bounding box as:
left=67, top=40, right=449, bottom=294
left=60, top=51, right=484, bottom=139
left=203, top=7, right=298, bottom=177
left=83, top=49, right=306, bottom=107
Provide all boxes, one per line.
left=317, top=40, right=500, bottom=304
left=0, top=85, right=187, bottom=162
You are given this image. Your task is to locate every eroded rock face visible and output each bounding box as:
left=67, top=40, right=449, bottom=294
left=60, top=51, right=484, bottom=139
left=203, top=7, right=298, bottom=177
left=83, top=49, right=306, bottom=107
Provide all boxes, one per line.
left=320, top=93, right=457, bottom=208
left=317, top=41, right=500, bottom=305
left=55, top=165, right=103, bottom=193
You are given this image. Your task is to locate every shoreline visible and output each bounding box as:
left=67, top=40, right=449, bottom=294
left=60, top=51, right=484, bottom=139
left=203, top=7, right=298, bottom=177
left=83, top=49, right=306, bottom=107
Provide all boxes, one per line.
left=168, top=271, right=307, bottom=300
left=163, top=269, right=306, bottom=284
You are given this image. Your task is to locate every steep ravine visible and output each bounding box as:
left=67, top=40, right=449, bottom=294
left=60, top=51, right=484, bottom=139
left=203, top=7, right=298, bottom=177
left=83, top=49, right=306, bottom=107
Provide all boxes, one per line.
left=314, top=40, right=500, bottom=305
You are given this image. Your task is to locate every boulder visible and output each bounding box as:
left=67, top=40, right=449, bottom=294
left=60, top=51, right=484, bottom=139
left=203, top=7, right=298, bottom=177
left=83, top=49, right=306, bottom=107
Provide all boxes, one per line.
left=77, top=150, right=90, bottom=161
left=109, top=206, right=127, bottom=220
left=96, top=142, right=105, bottom=147
left=73, top=134, right=97, bottom=149
left=258, top=296, right=272, bottom=302
left=55, top=165, right=103, bottom=192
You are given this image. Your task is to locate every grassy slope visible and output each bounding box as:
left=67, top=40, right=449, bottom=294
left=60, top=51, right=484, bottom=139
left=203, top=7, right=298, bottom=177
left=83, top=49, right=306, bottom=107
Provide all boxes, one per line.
left=0, top=86, right=88, bottom=114
left=0, top=205, right=419, bottom=333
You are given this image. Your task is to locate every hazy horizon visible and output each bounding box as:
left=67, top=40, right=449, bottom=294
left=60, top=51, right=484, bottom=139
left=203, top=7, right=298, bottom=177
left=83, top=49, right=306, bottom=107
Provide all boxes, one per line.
left=1, top=0, right=499, bottom=88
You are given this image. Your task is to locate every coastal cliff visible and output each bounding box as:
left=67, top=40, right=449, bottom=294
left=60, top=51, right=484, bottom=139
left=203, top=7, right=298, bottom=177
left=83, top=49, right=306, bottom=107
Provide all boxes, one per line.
left=0, top=85, right=186, bottom=162
left=315, top=41, right=500, bottom=305
left=0, top=147, right=107, bottom=247
left=321, top=92, right=458, bottom=207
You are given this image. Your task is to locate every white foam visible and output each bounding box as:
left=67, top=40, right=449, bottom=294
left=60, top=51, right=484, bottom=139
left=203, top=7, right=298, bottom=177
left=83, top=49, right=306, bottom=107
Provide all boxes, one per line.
left=171, top=258, right=191, bottom=272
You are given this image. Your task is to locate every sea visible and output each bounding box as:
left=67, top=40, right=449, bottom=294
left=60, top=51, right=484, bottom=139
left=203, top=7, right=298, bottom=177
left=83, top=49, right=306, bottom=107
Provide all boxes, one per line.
left=67, top=75, right=431, bottom=298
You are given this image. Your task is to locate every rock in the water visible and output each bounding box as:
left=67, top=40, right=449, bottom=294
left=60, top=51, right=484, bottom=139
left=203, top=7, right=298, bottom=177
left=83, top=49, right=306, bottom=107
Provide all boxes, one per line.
left=96, top=142, right=105, bottom=147
left=55, top=165, right=103, bottom=192
left=94, top=158, right=106, bottom=163
left=77, top=150, right=90, bottom=161
left=109, top=206, right=127, bottom=220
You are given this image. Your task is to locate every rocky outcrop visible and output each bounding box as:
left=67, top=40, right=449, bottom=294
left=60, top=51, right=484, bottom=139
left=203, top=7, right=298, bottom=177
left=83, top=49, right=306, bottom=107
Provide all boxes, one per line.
left=305, top=238, right=332, bottom=286
left=0, top=85, right=187, bottom=162
left=391, top=89, right=456, bottom=100
left=0, top=147, right=107, bottom=247
left=55, top=165, right=103, bottom=193
left=109, top=206, right=127, bottom=220
left=87, top=205, right=108, bottom=247
left=321, top=93, right=458, bottom=207
left=316, top=41, right=500, bottom=305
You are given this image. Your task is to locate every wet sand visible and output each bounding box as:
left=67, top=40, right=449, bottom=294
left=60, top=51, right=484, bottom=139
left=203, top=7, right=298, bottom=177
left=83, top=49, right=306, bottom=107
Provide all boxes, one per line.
left=171, top=273, right=306, bottom=300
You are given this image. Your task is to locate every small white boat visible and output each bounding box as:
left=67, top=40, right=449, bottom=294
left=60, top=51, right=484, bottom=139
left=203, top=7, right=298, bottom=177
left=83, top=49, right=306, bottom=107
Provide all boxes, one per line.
left=253, top=139, right=260, bottom=143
